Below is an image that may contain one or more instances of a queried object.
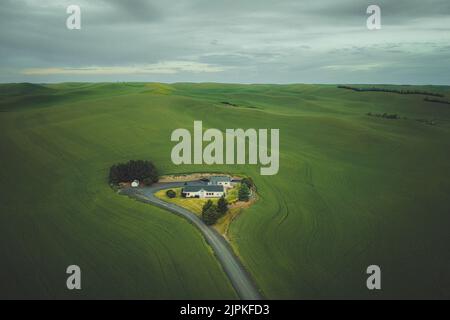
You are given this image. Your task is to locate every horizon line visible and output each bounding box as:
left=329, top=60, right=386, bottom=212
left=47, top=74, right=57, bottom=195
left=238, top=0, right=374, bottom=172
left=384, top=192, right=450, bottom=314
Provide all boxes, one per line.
left=1, top=81, right=449, bottom=87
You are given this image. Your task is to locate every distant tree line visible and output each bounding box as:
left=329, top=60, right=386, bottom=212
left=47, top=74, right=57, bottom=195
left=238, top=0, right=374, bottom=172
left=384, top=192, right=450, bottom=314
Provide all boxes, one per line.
left=416, top=118, right=437, bottom=126
left=338, top=85, right=444, bottom=98
left=366, top=112, right=438, bottom=126
left=109, top=160, right=158, bottom=185
left=220, top=101, right=258, bottom=110
left=367, top=112, right=400, bottom=120
left=221, top=101, right=239, bottom=107
left=424, top=97, right=450, bottom=105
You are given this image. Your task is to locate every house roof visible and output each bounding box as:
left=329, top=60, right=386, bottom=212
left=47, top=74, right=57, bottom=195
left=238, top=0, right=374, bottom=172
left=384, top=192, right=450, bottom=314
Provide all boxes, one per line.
left=209, top=176, right=231, bottom=183
left=182, top=185, right=224, bottom=193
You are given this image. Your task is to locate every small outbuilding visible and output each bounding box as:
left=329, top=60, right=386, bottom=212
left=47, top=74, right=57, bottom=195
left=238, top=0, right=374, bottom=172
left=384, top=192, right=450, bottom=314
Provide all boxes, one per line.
left=208, top=176, right=232, bottom=188
left=131, top=180, right=140, bottom=188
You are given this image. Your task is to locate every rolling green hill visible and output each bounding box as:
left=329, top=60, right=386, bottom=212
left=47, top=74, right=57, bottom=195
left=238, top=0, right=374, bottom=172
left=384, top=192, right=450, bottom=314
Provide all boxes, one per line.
left=1, top=82, right=449, bottom=299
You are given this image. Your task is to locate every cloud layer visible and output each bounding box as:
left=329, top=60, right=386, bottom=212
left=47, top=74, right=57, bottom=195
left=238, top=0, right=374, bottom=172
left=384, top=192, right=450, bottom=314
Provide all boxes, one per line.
left=22, top=61, right=226, bottom=75
left=1, top=0, right=450, bottom=84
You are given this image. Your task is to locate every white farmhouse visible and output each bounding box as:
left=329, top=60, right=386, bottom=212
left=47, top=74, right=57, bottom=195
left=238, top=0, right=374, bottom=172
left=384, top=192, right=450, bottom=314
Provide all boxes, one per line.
left=208, top=176, right=231, bottom=188
left=181, top=185, right=225, bottom=198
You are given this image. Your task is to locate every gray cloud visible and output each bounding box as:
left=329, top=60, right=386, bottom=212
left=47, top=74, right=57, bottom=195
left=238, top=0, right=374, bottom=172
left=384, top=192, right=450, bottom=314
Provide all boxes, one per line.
left=0, top=0, right=449, bottom=84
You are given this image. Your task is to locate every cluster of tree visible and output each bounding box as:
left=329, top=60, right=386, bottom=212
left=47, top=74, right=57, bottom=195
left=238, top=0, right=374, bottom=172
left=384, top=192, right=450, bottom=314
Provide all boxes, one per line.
left=201, top=197, right=228, bottom=226
left=109, top=160, right=158, bottom=185
left=221, top=101, right=239, bottom=107
left=367, top=112, right=438, bottom=126
left=416, top=118, right=437, bottom=126
left=166, top=189, right=176, bottom=198
left=424, top=97, right=450, bottom=105
left=241, top=177, right=255, bottom=190
left=338, top=85, right=444, bottom=98
left=238, top=183, right=251, bottom=202
left=367, top=112, right=400, bottom=120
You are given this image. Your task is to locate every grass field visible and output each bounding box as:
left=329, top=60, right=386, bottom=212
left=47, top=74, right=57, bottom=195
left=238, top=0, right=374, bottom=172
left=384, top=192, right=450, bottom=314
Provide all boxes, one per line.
left=1, top=82, right=450, bottom=299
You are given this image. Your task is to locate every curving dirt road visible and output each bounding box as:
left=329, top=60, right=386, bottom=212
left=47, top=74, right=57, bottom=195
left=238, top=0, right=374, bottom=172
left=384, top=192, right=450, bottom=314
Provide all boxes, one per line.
left=121, top=181, right=263, bottom=300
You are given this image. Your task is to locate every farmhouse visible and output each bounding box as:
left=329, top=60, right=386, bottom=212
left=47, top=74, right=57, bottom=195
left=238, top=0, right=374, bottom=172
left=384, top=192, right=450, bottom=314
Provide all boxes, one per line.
left=208, top=176, right=231, bottom=188
left=182, top=185, right=225, bottom=198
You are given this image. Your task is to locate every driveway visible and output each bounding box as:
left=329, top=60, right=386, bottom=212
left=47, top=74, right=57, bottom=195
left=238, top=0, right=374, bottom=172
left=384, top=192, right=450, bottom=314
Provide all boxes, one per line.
left=121, top=181, right=263, bottom=300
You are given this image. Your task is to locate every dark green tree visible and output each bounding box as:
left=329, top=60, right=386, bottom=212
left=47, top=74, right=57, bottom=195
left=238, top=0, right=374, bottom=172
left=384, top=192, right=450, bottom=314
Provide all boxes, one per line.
left=201, top=203, right=220, bottom=226
left=109, top=160, right=158, bottom=185
left=166, top=189, right=176, bottom=198
left=217, top=196, right=228, bottom=216
left=238, top=183, right=250, bottom=202
left=202, top=200, right=213, bottom=215
left=241, top=177, right=254, bottom=189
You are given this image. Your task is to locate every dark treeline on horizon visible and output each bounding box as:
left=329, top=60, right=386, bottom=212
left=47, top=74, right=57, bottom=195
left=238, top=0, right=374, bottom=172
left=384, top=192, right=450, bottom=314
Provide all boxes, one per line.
left=338, top=85, right=444, bottom=97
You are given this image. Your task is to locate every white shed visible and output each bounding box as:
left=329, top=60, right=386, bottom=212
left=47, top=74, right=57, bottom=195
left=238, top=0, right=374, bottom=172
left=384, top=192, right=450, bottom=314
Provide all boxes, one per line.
left=131, top=180, right=140, bottom=188
left=208, top=176, right=232, bottom=188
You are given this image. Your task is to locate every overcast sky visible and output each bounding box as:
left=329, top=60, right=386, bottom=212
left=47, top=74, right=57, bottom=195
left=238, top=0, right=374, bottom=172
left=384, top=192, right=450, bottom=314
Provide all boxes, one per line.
left=1, top=0, right=450, bottom=84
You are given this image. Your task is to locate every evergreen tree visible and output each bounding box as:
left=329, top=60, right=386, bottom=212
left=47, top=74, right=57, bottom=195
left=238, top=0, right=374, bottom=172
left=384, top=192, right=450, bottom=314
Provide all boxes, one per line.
left=241, top=177, right=254, bottom=189
left=238, top=183, right=250, bottom=202
left=202, top=200, right=213, bottom=215
left=217, top=196, right=228, bottom=216
left=202, top=203, right=219, bottom=226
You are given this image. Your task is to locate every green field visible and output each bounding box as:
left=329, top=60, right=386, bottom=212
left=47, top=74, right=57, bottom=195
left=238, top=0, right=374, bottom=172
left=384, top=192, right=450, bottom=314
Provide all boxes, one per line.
left=1, top=82, right=450, bottom=299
